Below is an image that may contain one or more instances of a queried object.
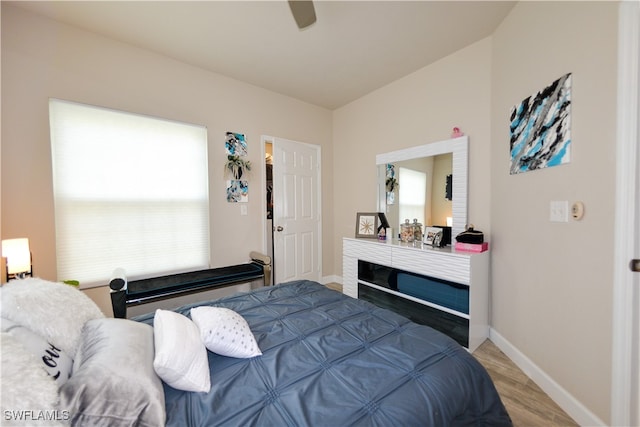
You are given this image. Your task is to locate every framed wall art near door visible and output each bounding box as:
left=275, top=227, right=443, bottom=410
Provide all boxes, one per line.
left=355, top=212, right=379, bottom=238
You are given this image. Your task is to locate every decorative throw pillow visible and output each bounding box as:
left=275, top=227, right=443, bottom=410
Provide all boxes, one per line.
left=190, top=306, right=262, bottom=358
left=60, top=318, right=165, bottom=427
left=0, top=278, right=105, bottom=356
left=153, top=309, right=211, bottom=393
left=1, top=318, right=73, bottom=385
left=1, top=333, right=64, bottom=427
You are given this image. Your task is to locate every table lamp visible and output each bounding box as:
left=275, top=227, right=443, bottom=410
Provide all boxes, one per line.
left=2, top=238, right=32, bottom=282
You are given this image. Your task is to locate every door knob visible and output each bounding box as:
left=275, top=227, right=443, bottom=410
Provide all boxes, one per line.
left=631, top=259, right=640, bottom=272
left=275, top=226, right=284, bottom=232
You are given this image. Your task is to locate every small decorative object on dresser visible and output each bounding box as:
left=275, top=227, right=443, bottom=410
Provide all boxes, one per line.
left=355, top=212, right=379, bottom=238
left=400, top=219, right=414, bottom=243
left=424, top=226, right=444, bottom=247
left=454, top=224, right=487, bottom=252
left=455, top=224, right=484, bottom=244
left=455, top=241, right=489, bottom=253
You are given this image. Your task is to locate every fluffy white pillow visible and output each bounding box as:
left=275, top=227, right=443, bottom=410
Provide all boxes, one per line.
left=152, top=309, right=210, bottom=393
left=1, top=333, right=64, bottom=427
left=190, top=307, right=262, bottom=358
left=1, top=318, right=73, bottom=386
left=0, top=278, right=105, bottom=356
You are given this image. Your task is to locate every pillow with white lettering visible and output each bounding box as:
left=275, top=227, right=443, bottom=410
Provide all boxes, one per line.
left=190, top=307, right=262, bottom=358
left=1, top=317, right=73, bottom=385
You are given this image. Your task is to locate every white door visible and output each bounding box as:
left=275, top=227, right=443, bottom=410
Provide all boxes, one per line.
left=271, top=137, right=321, bottom=284
left=633, top=62, right=639, bottom=425
left=634, top=121, right=639, bottom=427
left=627, top=4, right=639, bottom=425
left=612, top=2, right=639, bottom=425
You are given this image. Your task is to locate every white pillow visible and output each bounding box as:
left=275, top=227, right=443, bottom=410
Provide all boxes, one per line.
left=152, top=309, right=210, bottom=393
left=1, top=318, right=73, bottom=386
left=190, top=307, right=262, bottom=358
left=0, top=277, right=105, bottom=356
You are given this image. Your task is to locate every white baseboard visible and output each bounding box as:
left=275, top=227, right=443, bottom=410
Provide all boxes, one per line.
left=320, top=275, right=342, bottom=285
left=489, top=328, right=606, bottom=426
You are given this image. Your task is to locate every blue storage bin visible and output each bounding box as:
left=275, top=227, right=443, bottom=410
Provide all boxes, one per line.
left=397, top=272, right=469, bottom=314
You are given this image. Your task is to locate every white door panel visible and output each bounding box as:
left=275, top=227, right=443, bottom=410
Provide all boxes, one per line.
left=612, top=3, right=639, bottom=425
left=271, top=137, right=321, bottom=284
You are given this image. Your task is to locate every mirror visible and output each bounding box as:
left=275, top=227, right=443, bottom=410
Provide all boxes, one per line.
left=377, top=136, right=468, bottom=243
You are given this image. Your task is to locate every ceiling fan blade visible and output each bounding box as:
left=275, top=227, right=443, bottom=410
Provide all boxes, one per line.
left=288, top=0, right=316, bottom=29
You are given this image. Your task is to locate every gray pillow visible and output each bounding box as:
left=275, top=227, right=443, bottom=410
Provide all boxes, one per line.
left=59, top=318, right=165, bottom=427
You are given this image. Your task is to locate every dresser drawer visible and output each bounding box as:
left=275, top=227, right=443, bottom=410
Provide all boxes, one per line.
left=343, top=238, right=391, bottom=266
left=391, top=247, right=470, bottom=285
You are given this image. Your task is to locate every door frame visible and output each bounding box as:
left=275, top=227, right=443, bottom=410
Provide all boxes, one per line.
left=611, top=1, right=639, bottom=425
left=260, top=135, right=322, bottom=284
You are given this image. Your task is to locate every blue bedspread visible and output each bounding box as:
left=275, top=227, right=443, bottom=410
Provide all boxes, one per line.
left=136, top=280, right=511, bottom=426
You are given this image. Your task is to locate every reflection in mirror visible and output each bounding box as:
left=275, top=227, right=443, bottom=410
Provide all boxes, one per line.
left=376, top=137, right=468, bottom=243
left=381, top=153, right=453, bottom=232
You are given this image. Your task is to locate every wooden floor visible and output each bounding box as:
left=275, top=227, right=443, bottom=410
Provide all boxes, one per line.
left=472, top=340, right=578, bottom=426
left=325, top=283, right=577, bottom=426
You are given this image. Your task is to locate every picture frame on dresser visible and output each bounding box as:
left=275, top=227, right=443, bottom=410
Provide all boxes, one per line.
left=424, top=226, right=443, bottom=246
left=355, top=212, right=379, bottom=238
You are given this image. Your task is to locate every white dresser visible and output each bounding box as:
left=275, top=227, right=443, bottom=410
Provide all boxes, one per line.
left=343, top=237, right=489, bottom=352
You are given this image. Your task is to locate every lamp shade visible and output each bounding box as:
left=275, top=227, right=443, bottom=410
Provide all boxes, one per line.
left=2, top=238, right=31, bottom=275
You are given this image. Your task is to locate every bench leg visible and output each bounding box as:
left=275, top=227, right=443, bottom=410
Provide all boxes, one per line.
left=111, top=290, right=127, bottom=318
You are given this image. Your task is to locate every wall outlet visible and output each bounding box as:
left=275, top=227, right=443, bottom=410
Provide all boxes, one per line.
left=550, top=200, right=569, bottom=222
left=240, top=205, right=248, bottom=216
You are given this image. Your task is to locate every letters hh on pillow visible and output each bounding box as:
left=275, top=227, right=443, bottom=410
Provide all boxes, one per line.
left=190, top=306, right=262, bottom=358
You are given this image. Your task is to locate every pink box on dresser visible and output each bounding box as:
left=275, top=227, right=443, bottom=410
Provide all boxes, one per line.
left=454, top=242, right=489, bottom=253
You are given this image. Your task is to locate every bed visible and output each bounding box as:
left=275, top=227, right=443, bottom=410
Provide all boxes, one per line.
left=0, top=278, right=511, bottom=427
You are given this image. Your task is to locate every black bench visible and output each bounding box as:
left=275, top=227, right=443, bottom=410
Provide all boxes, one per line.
left=110, top=262, right=265, bottom=318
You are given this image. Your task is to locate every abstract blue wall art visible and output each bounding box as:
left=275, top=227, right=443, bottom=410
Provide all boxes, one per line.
left=225, top=132, right=247, bottom=156
left=510, top=73, right=572, bottom=174
left=226, top=180, right=248, bottom=203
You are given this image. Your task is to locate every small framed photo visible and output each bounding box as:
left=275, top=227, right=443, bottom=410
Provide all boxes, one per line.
left=355, top=212, right=379, bottom=238
left=424, top=226, right=443, bottom=246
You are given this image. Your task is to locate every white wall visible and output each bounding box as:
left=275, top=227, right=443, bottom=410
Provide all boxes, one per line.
left=1, top=4, right=334, bottom=303
left=490, top=2, right=617, bottom=423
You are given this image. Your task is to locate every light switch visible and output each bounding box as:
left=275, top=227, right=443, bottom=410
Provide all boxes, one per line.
left=240, top=205, right=248, bottom=216
left=550, top=200, right=569, bottom=222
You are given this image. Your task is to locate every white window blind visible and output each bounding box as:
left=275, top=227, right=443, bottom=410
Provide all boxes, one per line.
left=49, top=99, right=210, bottom=288
left=398, top=167, right=427, bottom=229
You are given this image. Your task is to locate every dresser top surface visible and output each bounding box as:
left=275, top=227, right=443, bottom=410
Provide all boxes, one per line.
left=343, top=237, right=488, bottom=258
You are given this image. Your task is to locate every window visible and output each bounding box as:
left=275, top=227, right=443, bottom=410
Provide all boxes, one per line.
left=398, top=167, right=427, bottom=229
left=49, top=99, right=209, bottom=287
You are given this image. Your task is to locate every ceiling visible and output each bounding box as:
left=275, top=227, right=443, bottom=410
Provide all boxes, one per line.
left=13, top=1, right=516, bottom=110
